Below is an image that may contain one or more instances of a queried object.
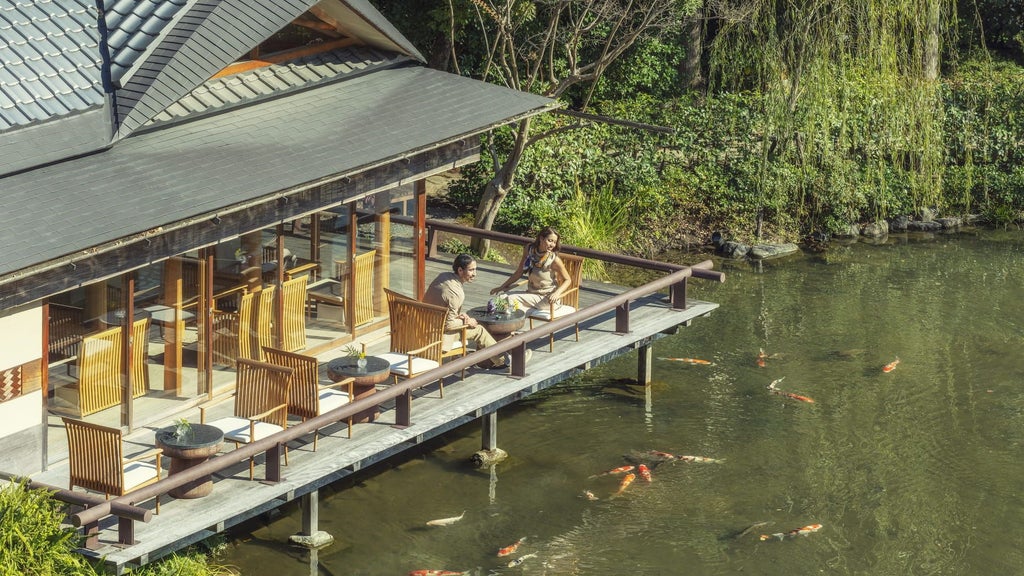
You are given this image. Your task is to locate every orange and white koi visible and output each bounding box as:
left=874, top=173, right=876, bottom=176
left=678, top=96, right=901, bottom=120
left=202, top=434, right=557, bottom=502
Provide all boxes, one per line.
left=497, top=536, right=527, bottom=557
left=759, top=523, right=823, bottom=541
left=408, top=570, right=467, bottom=576
left=637, top=464, right=652, bottom=483
left=882, top=357, right=900, bottom=373
left=613, top=472, right=636, bottom=497
left=757, top=348, right=768, bottom=368
left=425, top=511, right=465, bottom=526
left=588, top=465, right=634, bottom=479
left=676, top=455, right=724, bottom=463
left=506, top=552, right=538, bottom=568
left=658, top=357, right=714, bottom=365
left=644, top=449, right=678, bottom=461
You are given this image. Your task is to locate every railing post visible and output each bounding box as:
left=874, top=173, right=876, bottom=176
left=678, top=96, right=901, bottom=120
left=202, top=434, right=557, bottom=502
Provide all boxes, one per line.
left=394, top=389, right=412, bottom=428
left=84, top=519, right=101, bottom=550
left=670, top=278, right=688, bottom=309
left=510, top=343, right=527, bottom=378
left=264, top=444, right=282, bottom=483
left=118, top=516, right=136, bottom=546
left=614, top=301, right=631, bottom=334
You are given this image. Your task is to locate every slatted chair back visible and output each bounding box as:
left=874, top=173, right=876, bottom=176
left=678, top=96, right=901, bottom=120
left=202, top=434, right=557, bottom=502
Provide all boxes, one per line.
left=63, top=417, right=162, bottom=511
left=212, top=290, right=253, bottom=367
left=528, top=253, right=585, bottom=351
left=234, top=357, right=291, bottom=429
left=253, top=284, right=276, bottom=361
left=351, top=249, right=377, bottom=327
left=48, top=303, right=84, bottom=360
left=384, top=288, right=445, bottom=366
left=72, top=317, right=150, bottom=416
left=278, top=275, right=307, bottom=352
left=263, top=346, right=354, bottom=447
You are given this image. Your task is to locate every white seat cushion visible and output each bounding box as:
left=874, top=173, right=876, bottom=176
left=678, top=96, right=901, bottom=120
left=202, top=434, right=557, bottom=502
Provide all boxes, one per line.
left=318, top=388, right=350, bottom=413
left=377, top=352, right=439, bottom=377
left=527, top=304, right=576, bottom=321
left=122, top=460, right=159, bottom=491
left=208, top=416, right=284, bottom=444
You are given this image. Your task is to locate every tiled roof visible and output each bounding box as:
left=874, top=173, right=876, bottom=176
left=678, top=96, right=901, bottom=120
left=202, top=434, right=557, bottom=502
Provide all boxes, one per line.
left=103, top=0, right=188, bottom=87
left=0, top=66, right=556, bottom=279
left=0, top=0, right=103, bottom=130
left=148, top=45, right=408, bottom=126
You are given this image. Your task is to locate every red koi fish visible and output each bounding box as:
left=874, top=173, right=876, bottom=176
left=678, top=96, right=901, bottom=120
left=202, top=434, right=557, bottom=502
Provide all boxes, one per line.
left=759, top=523, right=823, bottom=541
left=658, top=357, right=714, bottom=365
left=677, top=455, right=724, bottom=463
left=497, top=537, right=527, bottom=557
left=638, top=464, right=652, bottom=482
left=882, top=357, right=900, bottom=373
left=408, top=571, right=467, bottom=576
left=779, top=391, right=815, bottom=403
left=589, top=465, right=634, bottom=479
left=613, top=473, right=636, bottom=497
left=756, top=348, right=768, bottom=368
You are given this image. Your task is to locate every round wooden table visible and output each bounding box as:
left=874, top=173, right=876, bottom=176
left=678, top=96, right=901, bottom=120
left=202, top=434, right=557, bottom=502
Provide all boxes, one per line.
left=155, top=423, right=224, bottom=498
left=327, top=356, right=391, bottom=423
left=468, top=307, right=526, bottom=339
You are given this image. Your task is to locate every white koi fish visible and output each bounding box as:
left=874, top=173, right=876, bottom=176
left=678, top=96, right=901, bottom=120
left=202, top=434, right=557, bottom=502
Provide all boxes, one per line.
left=507, top=552, right=538, bottom=568
left=425, top=511, right=465, bottom=527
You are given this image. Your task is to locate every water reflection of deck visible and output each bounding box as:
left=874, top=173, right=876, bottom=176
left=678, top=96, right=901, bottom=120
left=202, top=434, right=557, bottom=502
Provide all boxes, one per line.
left=32, top=257, right=719, bottom=572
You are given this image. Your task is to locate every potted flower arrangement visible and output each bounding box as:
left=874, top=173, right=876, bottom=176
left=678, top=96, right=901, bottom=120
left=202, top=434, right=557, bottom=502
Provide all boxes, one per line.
left=172, top=417, right=192, bottom=440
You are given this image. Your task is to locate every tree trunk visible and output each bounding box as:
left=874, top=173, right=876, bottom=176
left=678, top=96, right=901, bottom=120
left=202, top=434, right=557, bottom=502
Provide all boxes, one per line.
left=679, top=6, right=705, bottom=91
left=923, top=0, right=940, bottom=81
left=470, top=117, right=534, bottom=255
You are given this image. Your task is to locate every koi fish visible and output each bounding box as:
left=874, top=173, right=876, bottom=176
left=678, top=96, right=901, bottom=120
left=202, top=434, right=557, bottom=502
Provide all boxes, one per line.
left=588, top=465, right=634, bottom=479
left=677, top=455, right=724, bottom=463
left=767, top=377, right=785, bottom=391
left=612, top=473, right=636, bottom=497
left=507, top=552, right=538, bottom=568
left=757, top=348, right=768, bottom=367
left=720, top=520, right=772, bottom=541
left=644, top=449, right=678, bottom=461
left=760, top=523, right=823, bottom=541
left=425, top=511, right=465, bottom=526
left=638, top=464, right=652, bottom=483
left=882, top=357, right=900, bottom=373
left=658, top=357, right=714, bottom=365
left=780, top=391, right=815, bottom=403
left=408, top=571, right=467, bottom=576
left=580, top=490, right=599, bottom=501
left=497, top=536, right=527, bottom=557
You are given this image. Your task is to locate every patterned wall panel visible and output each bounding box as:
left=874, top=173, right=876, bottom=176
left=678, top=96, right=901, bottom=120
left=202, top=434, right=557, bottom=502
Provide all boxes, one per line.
left=0, top=365, right=23, bottom=403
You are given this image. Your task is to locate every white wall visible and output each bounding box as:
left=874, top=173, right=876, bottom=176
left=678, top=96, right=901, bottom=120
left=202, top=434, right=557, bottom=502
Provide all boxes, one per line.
left=0, top=304, right=43, bottom=436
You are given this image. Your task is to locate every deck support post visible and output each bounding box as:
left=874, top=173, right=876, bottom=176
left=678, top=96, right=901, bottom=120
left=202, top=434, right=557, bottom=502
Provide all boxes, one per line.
left=472, top=412, right=507, bottom=467
left=638, top=344, right=652, bottom=385
left=289, top=490, right=334, bottom=549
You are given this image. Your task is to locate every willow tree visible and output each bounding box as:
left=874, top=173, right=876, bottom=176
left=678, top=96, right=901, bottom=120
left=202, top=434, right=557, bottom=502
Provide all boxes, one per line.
left=457, top=0, right=699, bottom=254
left=704, top=0, right=955, bottom=237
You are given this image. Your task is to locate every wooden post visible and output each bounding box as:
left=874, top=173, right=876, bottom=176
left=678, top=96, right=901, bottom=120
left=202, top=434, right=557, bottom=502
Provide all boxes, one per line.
left=162, top=258, right=184, bottom=395
left=289, top=490, right=334, bottom=549
left=637, top=343, right=652, bottom=385
left=482, top=412, right=497, bottom=451
left=414, top=179, right=427, bottom=299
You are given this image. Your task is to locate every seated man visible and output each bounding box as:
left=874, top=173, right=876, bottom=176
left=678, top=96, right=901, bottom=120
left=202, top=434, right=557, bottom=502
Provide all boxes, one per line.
left=423, top=254, right=530, bottom=369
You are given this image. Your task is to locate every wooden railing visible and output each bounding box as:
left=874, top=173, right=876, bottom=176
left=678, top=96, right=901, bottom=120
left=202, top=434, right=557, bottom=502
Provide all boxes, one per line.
left=59, top=222, right=725, bottom=545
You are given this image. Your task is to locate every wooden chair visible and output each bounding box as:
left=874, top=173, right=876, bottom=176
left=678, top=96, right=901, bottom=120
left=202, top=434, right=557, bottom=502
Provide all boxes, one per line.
left=48, top=303, right=85, bottom=360
left=200, top=358, right=292, bottom=480
left=378, top=288, right=447, bottom=396
left=58, top=317, right=150, bottom=416
left=389, top=288, right=468, bottom=382
left=212, top=285, right=276, bottom=367
left=347, top=249, right=377, bottom=328
left=62, top=417, right=162, bottom=513
left=527, top=253, right=585, bottom=352
left=262, top=347, right=355, bottom=449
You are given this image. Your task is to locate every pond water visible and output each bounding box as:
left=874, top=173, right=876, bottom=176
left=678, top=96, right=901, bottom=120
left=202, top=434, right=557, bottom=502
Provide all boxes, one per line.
left=221, top=229, right=1024, bottom=576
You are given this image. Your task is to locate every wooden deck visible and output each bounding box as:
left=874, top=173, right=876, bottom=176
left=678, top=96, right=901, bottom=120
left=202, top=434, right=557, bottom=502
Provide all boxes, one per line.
left=30, top=257, right=719, bottom=572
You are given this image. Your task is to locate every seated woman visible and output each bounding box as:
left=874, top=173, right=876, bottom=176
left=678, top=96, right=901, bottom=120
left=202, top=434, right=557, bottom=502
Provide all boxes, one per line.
left=491, top=226, right=572, bottom=314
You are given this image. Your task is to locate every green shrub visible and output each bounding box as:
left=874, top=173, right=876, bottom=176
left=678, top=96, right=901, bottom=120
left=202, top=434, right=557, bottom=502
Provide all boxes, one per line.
left=0, top=480, right=100, bottom=576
